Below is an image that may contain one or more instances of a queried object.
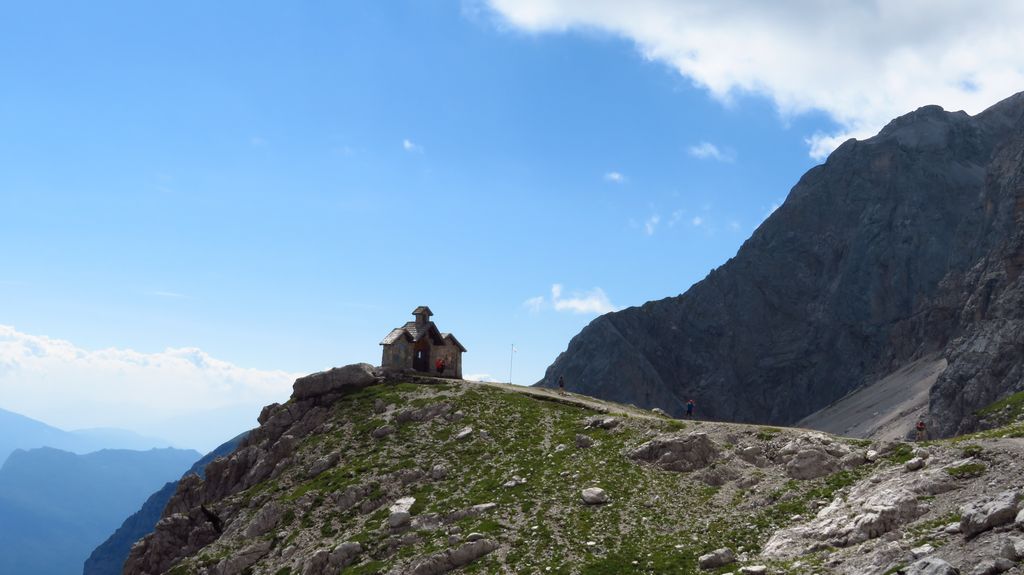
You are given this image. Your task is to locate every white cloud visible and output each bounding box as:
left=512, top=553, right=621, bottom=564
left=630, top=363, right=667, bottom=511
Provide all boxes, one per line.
left=668, top=210, right=684, bottom=227
left=691, top=216, right=704, bottom=227
left=249, top=136, right=268, bottom=147
left=551, top=284, right=616, bottom=315
left=402, top=138, right=423, bottom=153
left=604, top=171, right=625, bottom=183
left=687, top=141, right=734, bottom=162
left=644, top=214, right=660, bottom=235
left=524, top=284, right=617, bottom=316
left=485, top=1, right=1024, bottom=159
left=465, top=373, right=502, bottom=383
left=0, top=325, right=301, bottom=451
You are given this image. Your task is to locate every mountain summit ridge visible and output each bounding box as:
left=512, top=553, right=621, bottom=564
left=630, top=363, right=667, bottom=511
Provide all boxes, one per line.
left=537, top=90, right=1024, bottom=439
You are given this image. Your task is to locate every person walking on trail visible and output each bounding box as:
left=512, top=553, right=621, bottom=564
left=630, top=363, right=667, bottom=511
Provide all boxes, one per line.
left=685, top=399, right=695, bottom=419
left=915, top=418, right=927, bottom=441
left=558, top=375, right=566, bottom=395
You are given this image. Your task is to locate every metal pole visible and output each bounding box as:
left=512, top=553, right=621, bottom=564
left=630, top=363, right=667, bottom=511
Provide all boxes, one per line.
left=509, top=344, right=514, bottom=384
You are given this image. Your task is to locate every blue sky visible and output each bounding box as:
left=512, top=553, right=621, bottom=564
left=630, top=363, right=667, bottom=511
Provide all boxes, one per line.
left=2, top=1, right=1020, bottom=450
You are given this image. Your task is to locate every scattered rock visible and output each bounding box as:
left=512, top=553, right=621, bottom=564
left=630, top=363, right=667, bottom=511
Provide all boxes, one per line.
left=430, top=464, right=448, bottom=480
left=243, top=502, right=284, bottom=537
left=906, top=457, right=927, bottom=472
left=1016, top=508, right=1024, bottom=530
left=454, top=427, right=473, bottom=441
left=866, top=449, right=880, bottom=462
left=1000, top=537, right=1024, bottom=561
left=371, top=425, right=396, bottom=439
left=961, top=491, right=1022, bottom=539
left=905, top=556, right=959, bottom=575
left=387, top=511, right=411, bottom=528
left=406, top=539, right=499, bottom=575
left=739, top=567, right=767, bottom=575
left=698, top=547, right=736, bottom=569
left=576, top=434, right=594, bottom=448
left=911, top=543, right=935, bottom=558
left=466, top=532, right=485, bottom=542
left=586, top=416, right=620, bottom=430
left=652, top=407, right=668, bottom=417
left=329, top=542, right=362, bottom=569
left=581, top=487, right=609, bottom=505
left=969, top=558, right=1014, bottom=575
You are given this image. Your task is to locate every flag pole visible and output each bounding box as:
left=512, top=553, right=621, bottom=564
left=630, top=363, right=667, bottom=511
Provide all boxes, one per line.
left=509, top=343, right=514, bottom=384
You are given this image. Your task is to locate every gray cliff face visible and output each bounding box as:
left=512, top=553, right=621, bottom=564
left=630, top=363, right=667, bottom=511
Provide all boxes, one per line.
left=539, top=93, right=1024, bottom=436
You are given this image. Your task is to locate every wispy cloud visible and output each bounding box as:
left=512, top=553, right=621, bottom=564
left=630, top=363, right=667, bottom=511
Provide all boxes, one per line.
left=604, top=171, right=626, bottom=183
left=249, top=136, right=268, bottom=147
left=465, top=373, right=501, bottom=383
left=691, top=216, right=704, bottom=227
left=522, top=295, right=545, bottom=313
left=402, top=138, right=423, bottom=153
left=0, top=325, right=301, bottom=450
left=644, top=214, right=660, bottom=236
left=486, top=1, right=1024, bottom=160
left=687, top=142, right=734, bottom=163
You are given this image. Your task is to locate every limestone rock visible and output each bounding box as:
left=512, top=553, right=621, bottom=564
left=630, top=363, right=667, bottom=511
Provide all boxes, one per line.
left=627, top=431, right=719, bottom=472
left=999, top=537, right=1024, bottom=561
left=581, top=487, right=608, bottom=505
left=371, top=425, right=396, bottom=439
left=243, top=502, right=283, bottom=538
left=576, top=434, right=594, bottom=448
left=905, top=557, right=960, bottom=575
left=961, top=491, right=1022, bottom=538
left=698, top=547, right=736, bottom=569
left=786, top=448, right=839, bottom=480
left=906, top=457, right=927, bottom=472
left=586, top=416, right=620, bottom=430
left=969, top=558, right=1014, bottom=575
left=388, top=511, right=412, bottom=528
left=454, top=427, right=473, bottom=441
left=292, top=363, right=379, bottom=401
left=404, top=539, right=499, bottom=575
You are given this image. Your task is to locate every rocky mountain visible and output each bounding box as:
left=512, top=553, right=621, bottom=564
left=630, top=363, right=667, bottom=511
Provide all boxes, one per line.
left=536, top=91, right=1024, bottom=440
left=123, top=363, right=1024, bottom=574
left=84, top=433, right=248, bottom=575
left=0, top=407, right=172, bottom=465
left=0, top=446, right=199, bottom=575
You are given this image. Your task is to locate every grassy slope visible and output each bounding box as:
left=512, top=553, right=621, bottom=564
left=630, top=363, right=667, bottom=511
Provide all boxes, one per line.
left=165, top=380, right=952, bottom=575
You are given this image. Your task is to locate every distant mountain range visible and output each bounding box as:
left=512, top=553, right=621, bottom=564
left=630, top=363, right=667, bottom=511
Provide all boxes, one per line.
left=84, top=432, right=249, bottom=575
left=0, top=407, right=172, bottom=465
left=0, top=446, right=200, bottom=575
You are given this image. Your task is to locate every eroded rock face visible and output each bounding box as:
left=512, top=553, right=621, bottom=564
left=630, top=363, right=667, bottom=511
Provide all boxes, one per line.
left=764, top=477, right=925, bottom=558
left=697, top=547, right=736, bottom=569
left=627, top=431, right=719, bottom=472
left=536, top=92, right=1024, bottom=438
left=399, top=539, right=499, bottom=575
left=961, top=490, right=1022, bottom=539
left=292, top=363, right=380, bottom=401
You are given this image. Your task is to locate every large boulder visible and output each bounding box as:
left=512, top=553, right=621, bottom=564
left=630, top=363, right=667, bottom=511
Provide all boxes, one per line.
left=292, top=363, right=379, bottom=400
left=581, top=487, right=609, bottom=505
left=627, top=432, right=719, bottom=472
left=785, top=447, right=839, bottom=480
left=697, top=547, right=736, bottom=569
left=961, top=491, right=1022, bottom=539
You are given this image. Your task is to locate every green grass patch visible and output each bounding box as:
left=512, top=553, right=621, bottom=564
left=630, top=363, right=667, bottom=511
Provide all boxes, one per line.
left=946, top=462, right=986, bottom=479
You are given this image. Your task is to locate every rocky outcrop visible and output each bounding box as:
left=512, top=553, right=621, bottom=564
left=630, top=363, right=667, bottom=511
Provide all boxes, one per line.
left=627, top=431, right=719, bottom=472
left=292, top=363, right=380, bottom=401
left=537, top=92, right=1024, bottom=438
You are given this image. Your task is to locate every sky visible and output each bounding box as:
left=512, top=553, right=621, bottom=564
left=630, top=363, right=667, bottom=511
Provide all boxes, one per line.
left=1, top=1, right=1022, bottom=451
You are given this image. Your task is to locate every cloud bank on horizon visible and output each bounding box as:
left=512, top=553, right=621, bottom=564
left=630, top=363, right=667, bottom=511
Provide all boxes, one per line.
left=0, top=325, right=300, bottom=450
left=485, top=0, right=1024, bottom=159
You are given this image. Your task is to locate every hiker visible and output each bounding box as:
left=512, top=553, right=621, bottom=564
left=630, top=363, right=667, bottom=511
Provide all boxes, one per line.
left=558, top=375, right=566, bottom=395
left=685, top=399, right=695, bottom=419
left=915, top=418, right=927, bottom=441
left=435, top=357, right=446, bottom=375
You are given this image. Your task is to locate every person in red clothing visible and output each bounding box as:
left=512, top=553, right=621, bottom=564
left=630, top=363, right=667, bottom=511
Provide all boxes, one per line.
left=435, top=357, right=446, bottom=375
left=915, top=418, right=927, bottom=441
left=685, top=399, right=696, bottom=419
